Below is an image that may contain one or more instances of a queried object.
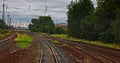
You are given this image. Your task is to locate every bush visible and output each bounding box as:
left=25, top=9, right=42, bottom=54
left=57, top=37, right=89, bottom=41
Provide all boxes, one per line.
left=99, top=32, right=115, bottom=43
left=15, top=33, right=33, bottom=48
left=0, top=19, right=8, bottom=30
left=55, top=27, right=65, bottom=34
left=42, top=25, right=55, bottom=34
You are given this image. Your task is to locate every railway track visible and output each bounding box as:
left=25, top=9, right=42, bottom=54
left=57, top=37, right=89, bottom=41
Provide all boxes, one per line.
left=43, top=35, right=120, bottom=63
left=0, top=33, right=16, bottom=52
left=71, top=44, right=116, bottom=63
left=57, top=38, right=120, bottom=63
left=34, top=35, right=68, bottom=63
left=0, top=33, right=16, bottom=60
left=0, top=33, right=16, bottom=42
left=39, top=39, right=59, bottom=63
left=74, top=43, right=120, bottom=62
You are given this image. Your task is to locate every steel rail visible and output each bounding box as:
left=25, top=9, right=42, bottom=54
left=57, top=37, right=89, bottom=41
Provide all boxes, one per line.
left=44, top=40, right=59, bottom=63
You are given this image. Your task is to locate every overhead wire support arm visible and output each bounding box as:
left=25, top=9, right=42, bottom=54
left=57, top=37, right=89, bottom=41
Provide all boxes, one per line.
left=28, top=0, right=31, bottom=10
left=44, top=0, right=47, bottom=16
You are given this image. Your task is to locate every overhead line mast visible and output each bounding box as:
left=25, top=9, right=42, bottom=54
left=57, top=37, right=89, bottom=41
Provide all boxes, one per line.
left=2, top=0, right=5, bottom=21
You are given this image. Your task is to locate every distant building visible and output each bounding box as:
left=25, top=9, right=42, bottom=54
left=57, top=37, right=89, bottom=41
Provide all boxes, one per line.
left=55, top=23, right=67, bottom=30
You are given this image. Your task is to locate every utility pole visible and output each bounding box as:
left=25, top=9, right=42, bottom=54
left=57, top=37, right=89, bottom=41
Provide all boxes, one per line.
left=9, top=17, right=12, bottom=26
left=118, top=29, right=120, bottom=48
left=2, top=2, right=5, bottom=21
left=12, top=21, right=14, bottom=29
left=7, top=13, right=10, bottom=25
left=15, top=22, right=17, bottom=29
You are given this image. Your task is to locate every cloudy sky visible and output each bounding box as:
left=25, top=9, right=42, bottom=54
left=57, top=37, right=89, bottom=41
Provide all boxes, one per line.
left=0, top=0, right=97, bottom=27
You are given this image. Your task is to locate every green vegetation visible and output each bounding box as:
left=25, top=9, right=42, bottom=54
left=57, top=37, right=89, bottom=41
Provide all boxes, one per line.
left=29, top=16, right=55, bottom=34
left=51, top=34, right=67, bottom=39
left=67, top=0, right=94, bottom=38
left=15, top=33, right=33, bottom=48
left=28, top=16, right=66, bottom=34
left=52, top=40, right=60, bottom=44
left=51, top=34, right=120, bottom=49
left=67, top=0, right=120, bottom=45
left=28, top=0, right=120, bottom=48
left=0, top=19, right=9, bottom=39
left=0, top=19, right=8, bottom=30
left=0, top=33, right=9, bottom=39
left=0, top=19, right=9, bottom=37
left=55, top=27, right=66, bottom=34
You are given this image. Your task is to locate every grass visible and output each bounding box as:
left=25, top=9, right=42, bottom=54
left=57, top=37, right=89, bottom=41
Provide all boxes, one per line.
left=52, top=40, right=60, bottom=44
left=15, top=33, right=33, bottom=48
left=0, top=33, right=10, bottom=39
left=51, top=34, right=120, bottom=49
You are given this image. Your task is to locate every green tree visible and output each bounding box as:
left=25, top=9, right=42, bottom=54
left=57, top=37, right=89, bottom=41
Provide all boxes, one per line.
left=0, top=19, right=8, bottom=29
left=80, top=14, right=98, bottom=41
left=55, top=27, right=65, bottom=34
left=95, top=0, right=116, bottom=33
left=42, top=25, right=55, bottom=34
left=28, top=24, right=38, bottom=32
left=99, top=32, right=115, bottom=43
left=111, top=8, right=120, bottom=44
left=29, top=16, right=55, bottom=34
left=67, top=0, right=94, bottom=38
left=95, top=0, right=120, bottom=43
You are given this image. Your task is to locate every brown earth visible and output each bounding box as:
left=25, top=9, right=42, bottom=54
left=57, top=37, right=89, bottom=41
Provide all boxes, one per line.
left=57, top=43, right=101, bottom=63
left=0, top=33, right=40, bottom=63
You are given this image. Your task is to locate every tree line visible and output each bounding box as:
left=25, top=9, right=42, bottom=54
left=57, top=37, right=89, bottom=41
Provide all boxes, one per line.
left=29, top=16, right=66, bottom=34
left=67, top=0, right=120, bottom=44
